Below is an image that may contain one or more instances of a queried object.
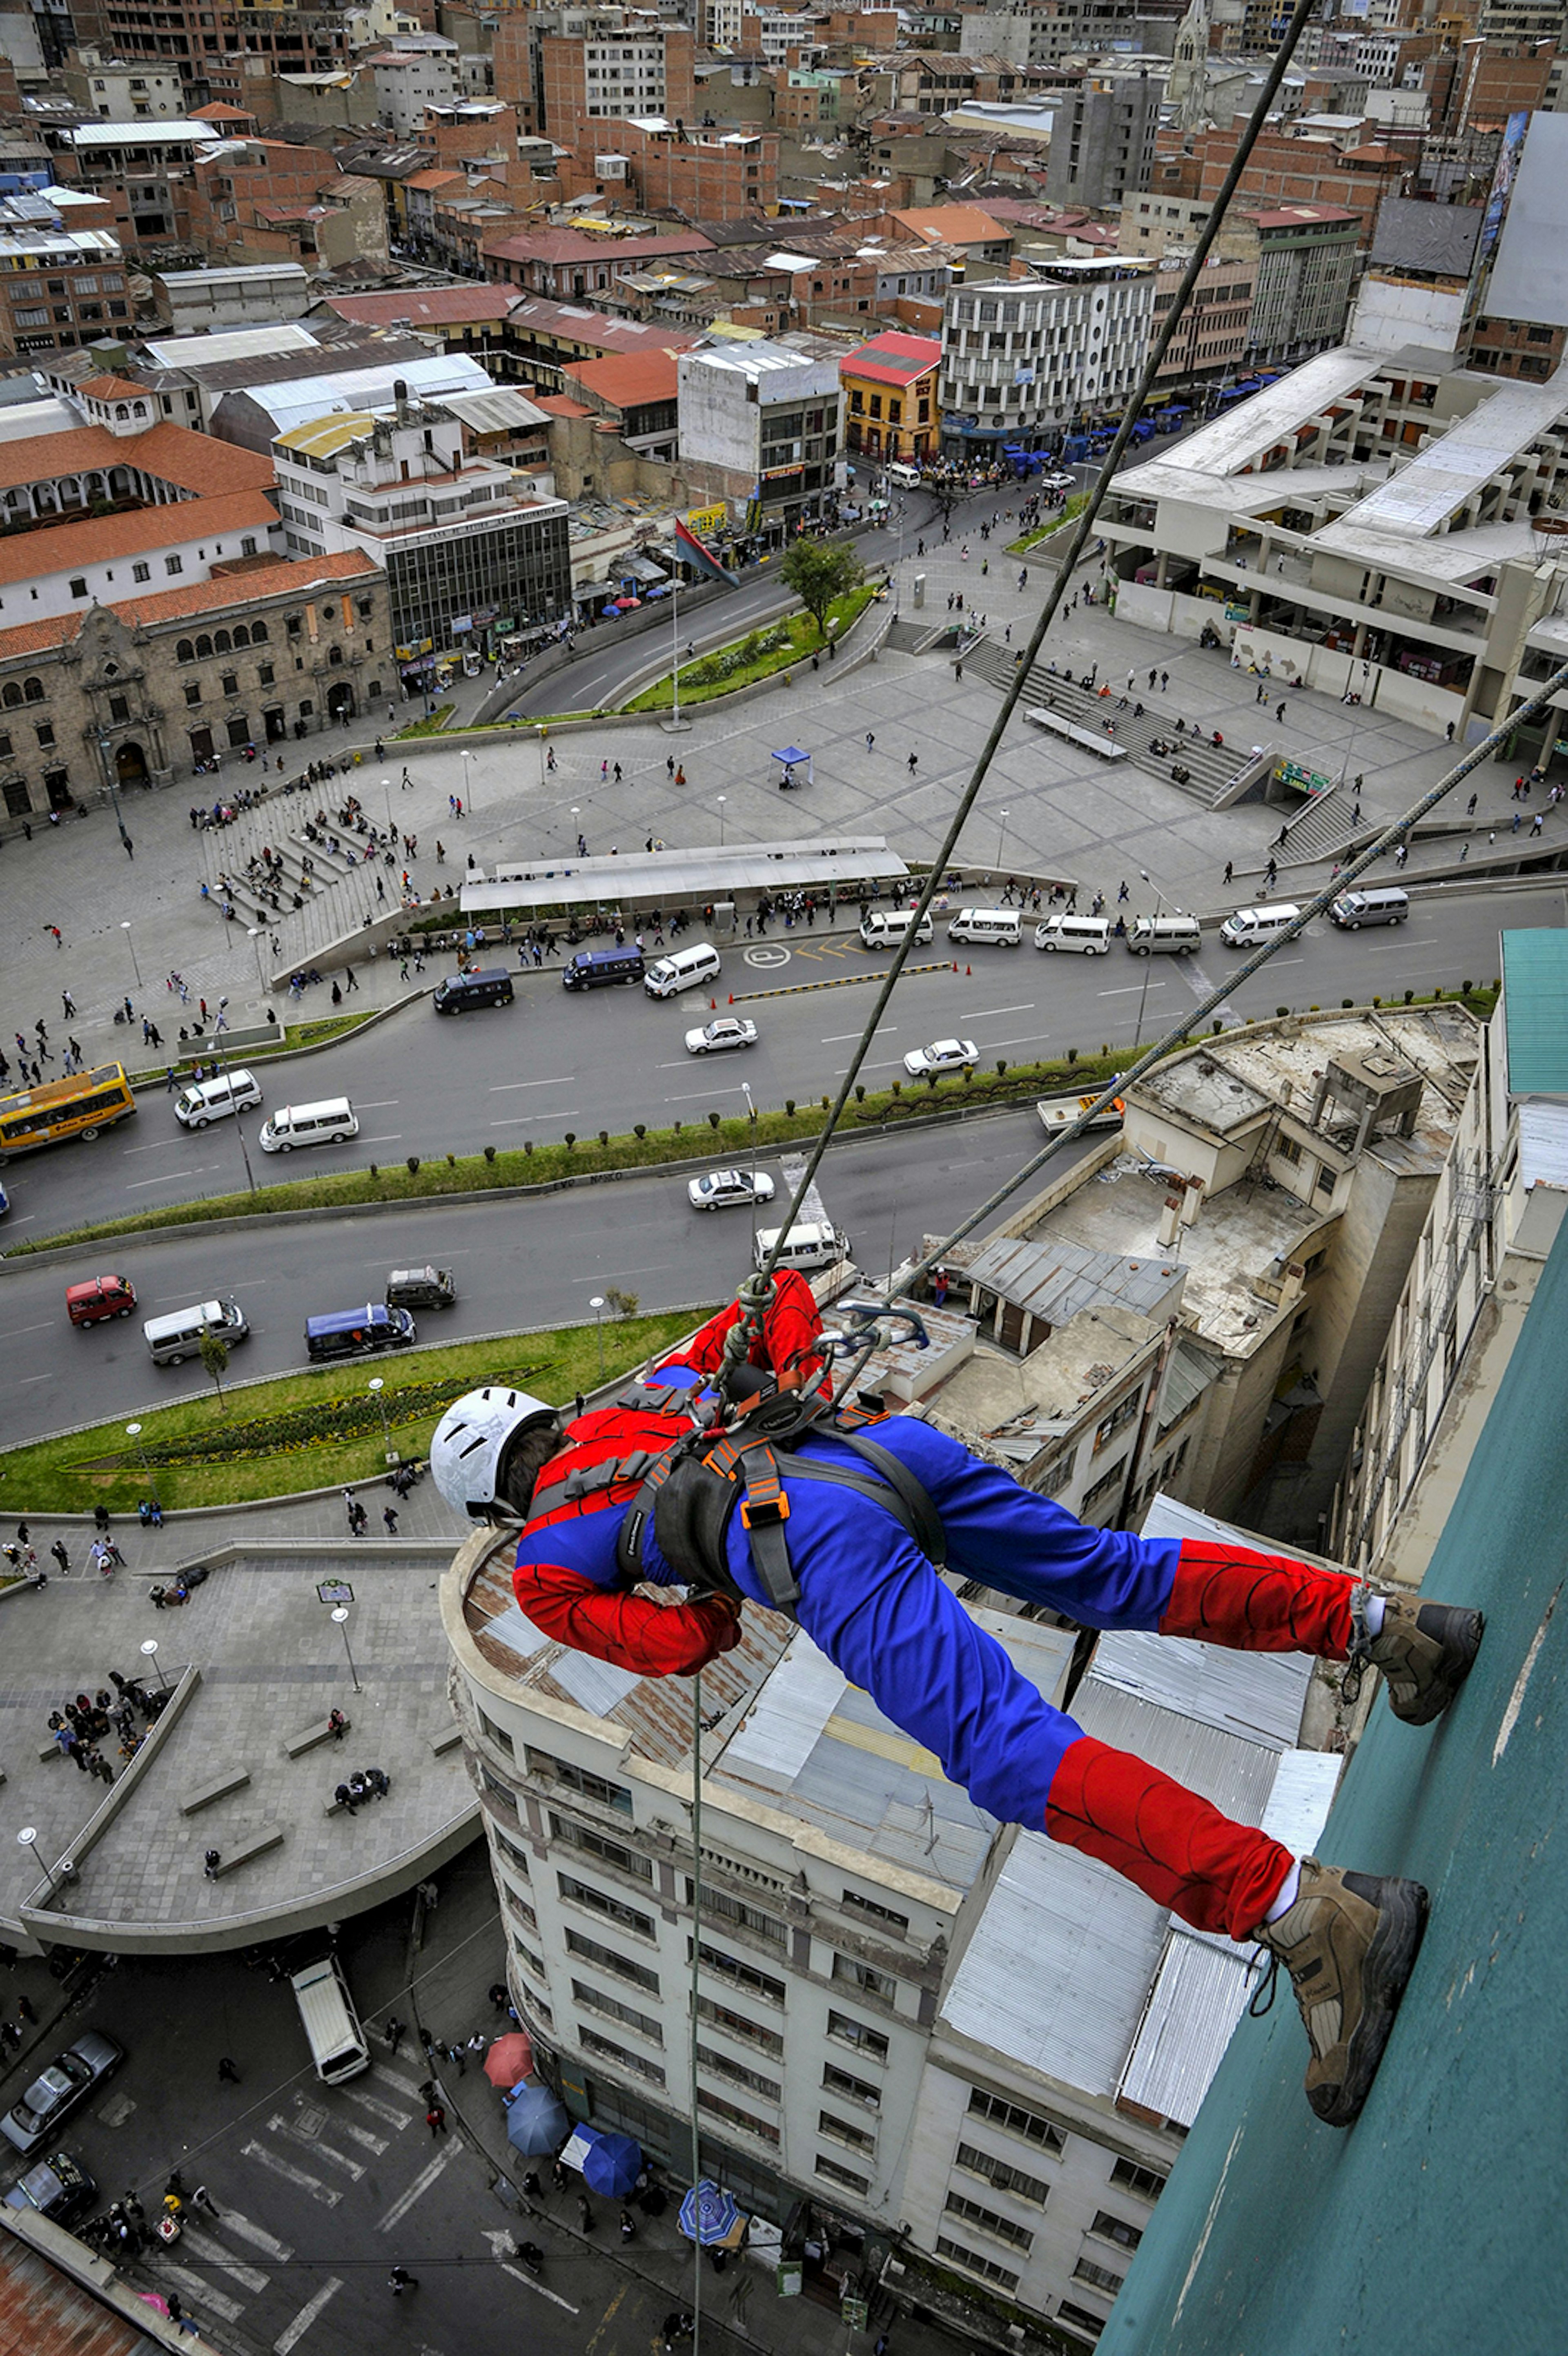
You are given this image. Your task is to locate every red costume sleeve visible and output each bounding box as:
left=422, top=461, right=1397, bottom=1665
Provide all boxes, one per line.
left=512, top=1557, right=741, bottom=1677
left=660, top=1269, right=826, bottom=1389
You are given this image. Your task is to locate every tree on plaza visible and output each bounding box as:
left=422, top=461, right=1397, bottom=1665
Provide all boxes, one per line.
left=199, top=1324, right=230, bottom=1411
left=779, top=539, right=864, bottom=645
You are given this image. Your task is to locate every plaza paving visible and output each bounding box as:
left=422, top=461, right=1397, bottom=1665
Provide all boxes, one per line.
left=0, top=518, right=1524, bottom=1084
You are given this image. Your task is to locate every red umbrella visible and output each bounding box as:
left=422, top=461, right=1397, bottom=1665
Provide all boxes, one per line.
left=483, top=2031, right=534, bottom=2087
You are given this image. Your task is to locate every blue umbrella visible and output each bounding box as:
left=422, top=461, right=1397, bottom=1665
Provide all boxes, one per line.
left=504, top=2082, right=568, bottom=2157
left=679, top=2178, right=740, bottom=2245
left=580, top=2126, right=643, bottom=2199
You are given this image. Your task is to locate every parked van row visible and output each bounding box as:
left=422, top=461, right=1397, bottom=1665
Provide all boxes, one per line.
left=67, top=1267, right=453, bottom=1362
left=945, top=891, right=1408, bottom=958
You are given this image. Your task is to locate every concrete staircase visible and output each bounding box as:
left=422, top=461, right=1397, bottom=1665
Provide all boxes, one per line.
left=205, top=825, right=385, bottom=933
left=964, top=637, right=1253, bottom=807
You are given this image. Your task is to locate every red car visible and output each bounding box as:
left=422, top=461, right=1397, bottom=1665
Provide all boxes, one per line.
left=66, top=1274, right=136, bottom=1327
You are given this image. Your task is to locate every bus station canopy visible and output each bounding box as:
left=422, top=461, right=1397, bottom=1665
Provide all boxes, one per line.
left=459, top=836, right=907, bottom=917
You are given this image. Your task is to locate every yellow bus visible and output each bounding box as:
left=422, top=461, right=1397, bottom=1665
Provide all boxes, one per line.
left=0, top=1063, right=136, bottom=1161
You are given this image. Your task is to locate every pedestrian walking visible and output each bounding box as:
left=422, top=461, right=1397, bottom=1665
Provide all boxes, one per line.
left=385, top=2017, right=405, bottom=2056
left=383, top=1506, right=399, bottom=1536
left=865, top=732, right=875, bottom=751
left=445, top=2039, right=466, bottom=2076
left=389, top=2266, right=419, bottom=2296
left=522, top=2170, right=543, bottom=2202
left=49, top=1540, right=69, bottom=1574
left=488, top=1982, right=510, bottom=2014
left=217, top=2056, right=241, bottom=2083
left=906, top=752, right=918, bottom=773
left=1223, top=860, right=1233, bottom=887
left=425, top=2104, right=447, bottom=2136
left=192, top=2184, right=220, bottom=2218
left=577, top=2193, right=595, bottom=2233
left=16, top=1993, right=36, bottom=2025
left=620, top=2206, right=637, bottom=2241
left=165, top=2293, right=200, bottom=2338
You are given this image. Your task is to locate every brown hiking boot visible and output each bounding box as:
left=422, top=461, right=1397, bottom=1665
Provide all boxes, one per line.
left=1346, top=1593, right=1485, bottom=1726
left=1252, top=1859, right=1428, bottom=2129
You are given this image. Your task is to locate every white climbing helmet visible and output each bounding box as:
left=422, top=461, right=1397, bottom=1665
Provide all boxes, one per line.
left=430, top=1386, right=558, bottom=1522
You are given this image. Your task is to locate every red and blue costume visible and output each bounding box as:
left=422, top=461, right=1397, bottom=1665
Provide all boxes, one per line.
left=512, top=1277, right=1357, bottom=1941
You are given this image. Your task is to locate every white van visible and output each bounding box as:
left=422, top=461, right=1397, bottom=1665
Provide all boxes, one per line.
left=947, top=908, right=1022, bottom=948
left=754, top=1221, right=849, bottom=1274
left=860, top=909, right=934, bottom=950
left=1220, top=902, right=1302, bottom=949
left=258, top=1097, right=359, bottom=1153
left=1127, top=913, right=1202, bottom=956
left=143, top=1297, right=249, bottom=1367
left=290, top=1955, right=370, bottom=2086
left=1329, top=886, right=1409, bottom=929
left=644, top=941, right=722, bottom=999
left=886, top=461, right=922, bottom=489
left=1034, top=913, right=1111, bottom=955
left=174, top=1070, right=261, bottom=1129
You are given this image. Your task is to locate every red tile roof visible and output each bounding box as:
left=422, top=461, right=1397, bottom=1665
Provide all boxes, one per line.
left=840, top=330, right=941, bottom=388
left=533, top=394, right=591, bottom=418
left=560, top=349, right=680, bottom=410
left=889, top=203, right=1013, bottom=247
left=0, top=552, right=378, bottom=663
left=0, top=612, right=85, bottom=661
left=482, top=227, right=712, bottom=267
left=0, top=490, right=280, bottom=591
left=0, top=422, right=274, bottom=502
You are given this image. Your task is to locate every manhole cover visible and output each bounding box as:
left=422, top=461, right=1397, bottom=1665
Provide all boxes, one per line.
left=294, top=2102, right=327, bottom=2137
left=97, top=2094, right=136, bottom=2128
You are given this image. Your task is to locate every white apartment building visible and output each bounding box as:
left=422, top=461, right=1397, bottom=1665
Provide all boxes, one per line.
left=1331, top=930, right=1568, bottom=1582
left=939, top=265, right=1156, bottom=457
left=677, top=339, right=844, bottom=526
left=369, top=35, right=463, bottom=135
left=272, top=383, right=571, bottom=667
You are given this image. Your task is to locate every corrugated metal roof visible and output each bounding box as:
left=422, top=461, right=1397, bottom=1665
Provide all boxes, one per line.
left=1503, top=930, right=1568, bottom=1098
left=942, top=1832, right=1168, bottom=2098
left=1085, top=1629, right=1313, bottom=1756
left=1157, top=1336, right=1217, bottom=1424
left=1118, top=1927, right=1253, bottom=2128
left=1074, top=1681, right=1280, bottom=1823
left=720, top=1632, right=845, bottom=1785
left=962, top=1234, right=1185, bottom=1326
left=1518, top=1101, right=1568, bottom=1190
left=0, top=2218, right=156, bottom=2352
left=1259, top=1747, right=1343, bottom=1857
left=462, top=838, right=907, bottom=916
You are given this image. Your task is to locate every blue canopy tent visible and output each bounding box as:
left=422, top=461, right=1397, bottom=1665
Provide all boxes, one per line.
left=771, top=745, right=813, bottom=791
left=504, top=2082, right=569, bottom=2157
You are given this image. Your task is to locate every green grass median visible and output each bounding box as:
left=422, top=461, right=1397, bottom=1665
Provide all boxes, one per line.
left=623, top=586, right=876, bottom=712
left=1007, top=494, right=1088, bottom=556
left=0, top=1310, right=699, bottom=1513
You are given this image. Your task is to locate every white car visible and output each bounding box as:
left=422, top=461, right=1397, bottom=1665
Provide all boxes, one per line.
left=687, top=1168, right=777, bottom=1213
left=903, top=1037, right=980, bottom=1078
left=1041, top=470, right=1076, bottom=492
left=684, top=1018, right=758, bottom=1056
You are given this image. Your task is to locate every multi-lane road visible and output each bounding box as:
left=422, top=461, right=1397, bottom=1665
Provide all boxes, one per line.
left=0, top=883, right=1554, bottom=1248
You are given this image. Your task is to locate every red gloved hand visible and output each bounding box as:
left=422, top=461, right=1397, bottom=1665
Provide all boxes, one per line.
left=514, top=1559, right=740, bottom=1677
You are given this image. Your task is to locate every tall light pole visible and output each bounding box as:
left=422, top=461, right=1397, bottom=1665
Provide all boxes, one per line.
left=570, top=805, right=580, bottom=853
left=459, top=747, right=475, bottom=818
left=538, top=726, right=549, bottom=789
left=717, top=795, right=726, bottom=845
left=98, top=731, right=134, bottom=860
left=1133, top=866, right=1165, bottom=1048
left=996, top=807, right=1009, bottom=872
left=140, top=1636, right=167, bottom=1692
left=125, top=1421, right=160, bottom=1511
left=368, top=1375, right=395, bottom=1464
left=211, top=1000, right=256, bottom=1193
left=589, top=1294, right=606, bottom=1381
left=331, top=1604, right=361, bottom=1696
left=380, top=775, right=394, bottom=838
left=247, top=925, right=269, bottom=997
left=17, top=1826, right=57, bottom=1901
left=741, top=1079, right=755, bottom=1128
left=666, top=573, right=690, bottom=735
left=120, top=920, right=141, bottom=991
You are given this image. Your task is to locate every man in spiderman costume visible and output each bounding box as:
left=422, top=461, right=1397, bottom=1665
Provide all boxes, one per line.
left=433, top=1272, right=1482, bottom=2129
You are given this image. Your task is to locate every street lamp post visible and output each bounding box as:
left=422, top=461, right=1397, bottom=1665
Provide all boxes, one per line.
left=17, top=1827, right=57, bottom=1901
left=1133, top=867, right=1164, bottom=1048
left=140, top=1636, right=168, bottom=1692
left=589, top=1294, right=606, bottom=1381
left=380, top=775, right=394, bottom=838
left=210, top=1002, right=257, bottom=1194
left=996, top=807, right=1009, bottom=871
left=120, top=921, right=141, bottom=991
left=741, top=1080, right=755, bottom=1128
left=331, top=1605, right=362, bottom=1696
left=538, top=726, right=549, bottom=789
left=98, top=733, right=135, bottom=860
left=570, top=806, right=580, bottom=854
left=247, top=925, right=269, bottom=996
left=717, top=795, right=726, bottom=845
left=368, top=1375, right=396, bottom=1465
left=460, top=747, right=475, bottom=818
left=125, top=1422, right=160, bottom=1510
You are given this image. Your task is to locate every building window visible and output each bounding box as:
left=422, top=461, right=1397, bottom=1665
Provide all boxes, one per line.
left=35, top=724, right=54, bottom=749
left=572, top=1980, right=663, bottom=2044
left=819, top=2109, right=876, bottom=2156
left=70, top=577, right=88, bottom=600
left=481, top=1765, right=517, bottom=1814
left=1073, top=2256, right=1125, bottom=2294
left=815, top=2153, right=871, bottom=2196
left=558, top=1875, right=654, bottom=1941
left=554, top=1816, right=651, bottom=1881
left=826, top=2011, right=889, bottom=2061
left=512, top=1935, right=545, bottom=1977
left=1110, top=2158, right=1167, bottom=2202
left=955, top=2143, right=1049, bottom=2204
left=840, top=1890, right=909, bottom=1935
left=1094, top=1392, right=1140, bottom=1453
left=697, top=2044, right=781, bottom=2101
left=694, top=1943, right=786, bottom=2007
left=579, top=2026, right=665, bottom=2084
left=697, top=2088, right=780, bottom=2146
left=968, top=2088, right=1065, bottom=2152
left=564, top=1928, right=659, bottom=1993
left=133, top=564, right=150, bottom=583
left=220, top=673, right=239, bottom=698
left=822, top=2062, right=880, bottom=2110
left=528, top=1749, right=633, bottom=1814
left=185, top=683, right=202, bottom=707
left=831, top=1956, right=898, bottom=2006
left=494, top=1832, right=531, bottom=1878
left=934, top=2235, right=1018, bottom=2292
left=944, top=2191, right=1034, bottom=2252
left=165, top=556, right=183, bottom=575
left=108, top=694, right=129, bottom=722
left=479, top=1710, right=514, bottom=1755
left=1059, top=2303, right=1108, bottom=2338
left=1090, top=2211, right=1143, bottom=2251
left=690, top=1884, right=786, bottom=1946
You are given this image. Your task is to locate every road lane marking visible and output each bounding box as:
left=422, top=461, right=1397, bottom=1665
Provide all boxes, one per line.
left=571, top=1264, right=672, bottom=1283
left=357, top=1099, right=400, bottom=1107
left=178, top=2219, right=270, bottom=2293
left=501, top=2258, right=579, bottom=2314
left=1098, top=983, right=1167, bottom=997
left=832, top=1058, right=903, bottom=1075
left=821, top=1027, right=897, bottom=1043
left=362, top=1133, right=403, bottom=1144
left=489, top=1077, right=574, bottom=1090
left=485, top=2236, right=579, bottom=2314
left=330, top=2115, right=390, bottom=2155
left=123, top=1139, right=188, bottom=1154
left=126, top=1170, right=194, bottom=1188
left=586, top=2284, right=629, bottom=2348
left=371, top=2062, right=426, bottom=2100
left=376, top=2145, right=452, bottom=2232
left=662, top=1084, right=750, bottom=1102
left=154, top=2261, right=244, bottom=2322
left=241, top=2139, right=341, bottom=2205
left=343, top=2086, right=412, bottom=2129
left=216, top=2209, right=293, bottom=2260
left=0, top=1322, right=53, bottom=1340
left=965, top=1003, right=1035, bottom=1019
left=492, top=1111, right=578, bottom=1126
left=271, top=2112, right=364, bottom=2178
left=273, top=2277, right=343, bottom=2353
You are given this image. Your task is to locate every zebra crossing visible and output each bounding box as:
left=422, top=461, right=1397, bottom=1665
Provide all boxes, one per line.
left=145, top=2063, right=461, bottom=2351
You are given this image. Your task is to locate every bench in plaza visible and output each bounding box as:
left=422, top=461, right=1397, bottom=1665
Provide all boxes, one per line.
left=285, top=1719, right=347, bottom=1759
left=180, top=1768, right=252, bottom=1817
left=209, top=1828, right=284, bottom=1877
left=1025, top=704, right=1129, bottom=760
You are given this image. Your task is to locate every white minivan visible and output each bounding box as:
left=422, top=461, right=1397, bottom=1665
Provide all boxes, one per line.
left=860, top=909, right=934, bottom=950
left=754, top=1221, right=850, bottom=1274
left=174, top=1070, right=261, bottom=1128
left=644, top=941, right=722, bottom=999
left=143, top=1297, right=249, bottom=1367
left=947, top=907, right=1023, bottom=948
left=258, top=1096, right=359, bottom=1153
left=1127, top=913, right=1202, bottom=956
left=290, top=1955, right=370, bottom=2085
left=1035, top=913, right=1111, bottom=955
left=1220, top=902, right=1302, bottom=949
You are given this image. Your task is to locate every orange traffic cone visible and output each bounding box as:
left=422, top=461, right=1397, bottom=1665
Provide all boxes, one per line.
left=728, top=994, right=734, bottom=1005
left=966, top=964, right=972, bottom=976
left=709, top=996, right=717, bottom=1009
